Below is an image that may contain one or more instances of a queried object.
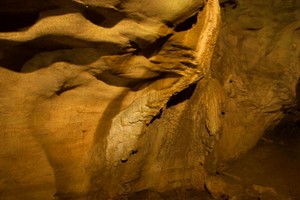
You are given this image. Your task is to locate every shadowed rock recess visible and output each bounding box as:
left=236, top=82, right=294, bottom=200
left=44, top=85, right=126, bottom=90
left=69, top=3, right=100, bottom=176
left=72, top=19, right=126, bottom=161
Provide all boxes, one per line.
left=0, top=0, right=299, bottom=199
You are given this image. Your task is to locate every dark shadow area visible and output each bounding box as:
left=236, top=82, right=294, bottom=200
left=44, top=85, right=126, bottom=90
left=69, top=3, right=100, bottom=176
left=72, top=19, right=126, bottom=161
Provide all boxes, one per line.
left=162, top=20, right=174, bottom=28
left=0, top=1, right=126, bottom=72
left=141, top=34, right=172, bottom=58
left=128, top=72, right=181, bottom=92
left=96, top=71, right=140, bottom=88
left=0, top=0, right=57, bottom=13
left=0, top=42, right=46, bottom=72
left=148, top=108, right=162, bottom=125
left=220, top=0, right=238, bottom=9
left=166, top=83, right=197, bottom=108
left=0, top=38, right=75, bottom=72
left=82, top=6, right=125, bottom=28
left=96, top=71, right=181, bottom=92
left=296, top=78, right=300, bottom=107
left=48, top=0, right=125, bottom=28
left=87, top=91, right=127, bottom=199
left=174, top=13, right=198, bottom=32
left=217, top=79, right=300, bottom=199
left=0, top=0, right=59, bottom=32
left=126, top=188, right=211, bottom=200
left=55, top=85, right=78, bottom=96
left=0, top=36, right=122, bottom=72
left=96, top=71, right=162, bottom=88
left=219, top=113, right=300, bottom=199
left=0, top=13, right=39, bottom=32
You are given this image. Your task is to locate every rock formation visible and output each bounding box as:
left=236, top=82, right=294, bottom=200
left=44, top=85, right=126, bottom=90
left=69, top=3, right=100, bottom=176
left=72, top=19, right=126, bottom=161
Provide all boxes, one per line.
left=0, top=0, right=299, bottom=199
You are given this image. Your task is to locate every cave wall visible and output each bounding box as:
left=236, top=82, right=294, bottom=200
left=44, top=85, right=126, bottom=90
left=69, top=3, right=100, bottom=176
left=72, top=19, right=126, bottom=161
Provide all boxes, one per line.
left=213, top=0, right=300, bottom=162
left=0, top=0, right=220, bottom=199
left=0, top=0, right=299, bottom=199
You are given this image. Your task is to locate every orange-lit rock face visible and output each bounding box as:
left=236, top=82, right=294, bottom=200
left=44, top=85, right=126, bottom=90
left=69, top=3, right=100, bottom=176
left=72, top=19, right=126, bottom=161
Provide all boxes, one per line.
left=213, top=0, right=300, bottom=162
left=0, top=0, right=221, bottom=199
left=1, top=0, right=299, bottom=199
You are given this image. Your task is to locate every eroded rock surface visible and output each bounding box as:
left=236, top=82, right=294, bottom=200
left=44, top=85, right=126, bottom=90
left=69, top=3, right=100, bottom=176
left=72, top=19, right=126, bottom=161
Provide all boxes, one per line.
left=0, top=0, right=221, bottom=199
left=0, top=0, right=299, bottom=199
left=213, top=0, right=300, bottom=162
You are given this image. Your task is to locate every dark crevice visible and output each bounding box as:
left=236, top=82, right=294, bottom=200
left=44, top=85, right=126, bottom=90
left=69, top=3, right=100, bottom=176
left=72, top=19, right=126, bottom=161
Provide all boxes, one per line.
left=148, top=109, right=162, bottom=125
left=128, top=72, right=181, bottom=92
left=140, top=34, right=172, bottom=58
left=180, top=61, right=198, bottom=69
left=82, top=7, right=125, bottom=28
left=120, top=149, right=138, bottom=163
left=0, top=4, right=125, bottom=72
left=55, top=85, right=78, bottom=96
left=0, top=38, right=75, bottom=72
left=171, top=44, right=193, bottom=50
left=163, top=20, right=174, bottom=28
left=130, top=149, right=138, bottom=155
left=0, top=44, right=44, bottom=72
left=166, top=83, right=197, bottom=108
left=245, top=27, right=262, bottom=31
left=199, top=4, right=205, bottom=12
left=96, top=71, right=161, bottom=88
left=220, top=0, right=238, bottom=9
left=128, top=40, right=140, bottom=54
left=50, top=0, right=124, bottom=28
left=0, top=0, right=59, bottom=32
left=0, top=13, right=40, bottom=32
left=174, top=13, right=198, bottom=32
left=150, top=60, right=162, bottom=64
left=0, top=35, right=122, bottom=72
left=82, top=9, right=106, bottom=26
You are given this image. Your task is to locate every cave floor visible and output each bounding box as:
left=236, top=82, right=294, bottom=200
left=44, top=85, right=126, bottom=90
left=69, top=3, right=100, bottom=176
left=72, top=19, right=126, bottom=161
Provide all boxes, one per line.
left=215, top=122, right=300, bottom=200
left=128, top=123, right=300, bottom=200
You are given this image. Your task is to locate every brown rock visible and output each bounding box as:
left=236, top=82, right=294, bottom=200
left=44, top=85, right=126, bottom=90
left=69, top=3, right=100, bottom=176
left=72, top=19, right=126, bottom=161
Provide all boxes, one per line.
left=0, top=0, right=299, bottom=199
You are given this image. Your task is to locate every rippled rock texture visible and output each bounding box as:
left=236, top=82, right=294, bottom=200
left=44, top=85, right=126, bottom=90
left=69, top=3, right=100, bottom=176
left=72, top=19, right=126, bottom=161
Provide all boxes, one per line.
left=0, top=0, right=299, bottom=199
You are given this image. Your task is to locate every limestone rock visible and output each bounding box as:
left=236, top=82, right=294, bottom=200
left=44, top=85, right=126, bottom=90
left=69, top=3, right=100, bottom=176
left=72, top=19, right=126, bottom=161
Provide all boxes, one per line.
left=0, top=0, right=221, bottom=199
left=0, top=0, right=299, bottom=199
left=213, top=0, right=300, bottom=162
